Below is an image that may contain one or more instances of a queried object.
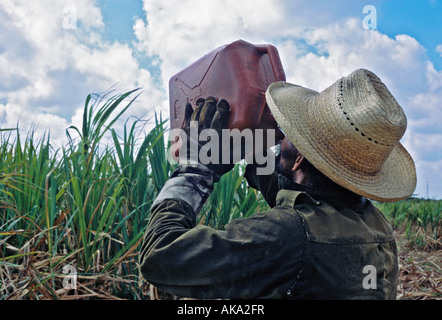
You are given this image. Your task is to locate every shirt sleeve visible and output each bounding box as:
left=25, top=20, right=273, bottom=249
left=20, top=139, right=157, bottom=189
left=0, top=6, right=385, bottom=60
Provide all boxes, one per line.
left=139, top=198, right=306, bottom=299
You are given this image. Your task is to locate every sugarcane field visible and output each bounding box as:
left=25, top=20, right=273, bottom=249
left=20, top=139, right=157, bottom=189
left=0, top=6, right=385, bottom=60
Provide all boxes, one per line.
left=0, top=92, right=440, bottom=299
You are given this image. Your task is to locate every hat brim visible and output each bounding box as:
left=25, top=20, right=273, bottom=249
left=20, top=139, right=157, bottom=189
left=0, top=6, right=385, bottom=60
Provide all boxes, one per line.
left=266, top=81, right=417, bottom=202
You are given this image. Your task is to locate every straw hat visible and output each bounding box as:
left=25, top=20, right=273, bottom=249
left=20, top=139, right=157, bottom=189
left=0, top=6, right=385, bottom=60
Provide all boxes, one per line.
left=266, top=69, right=416, bottom=202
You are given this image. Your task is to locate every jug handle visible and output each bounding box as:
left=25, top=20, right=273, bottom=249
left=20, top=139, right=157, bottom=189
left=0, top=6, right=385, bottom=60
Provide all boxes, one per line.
left=255, top=45, right=286, bottom=82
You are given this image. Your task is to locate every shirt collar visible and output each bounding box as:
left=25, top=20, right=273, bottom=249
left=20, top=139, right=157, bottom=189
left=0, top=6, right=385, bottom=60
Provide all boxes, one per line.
left=277, top=174, right=364, bottom=204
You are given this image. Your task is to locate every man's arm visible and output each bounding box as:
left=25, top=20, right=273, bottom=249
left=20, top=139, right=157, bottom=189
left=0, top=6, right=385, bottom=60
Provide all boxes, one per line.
left=139, top=195, right=305, bottom=299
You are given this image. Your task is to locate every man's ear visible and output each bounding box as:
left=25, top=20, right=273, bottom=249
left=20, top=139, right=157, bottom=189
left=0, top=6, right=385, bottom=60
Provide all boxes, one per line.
left=291, top=153, right=305, bottom=172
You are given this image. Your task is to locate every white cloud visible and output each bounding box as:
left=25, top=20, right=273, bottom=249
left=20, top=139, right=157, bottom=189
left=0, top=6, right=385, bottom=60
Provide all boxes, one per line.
left=278, top=20, right=429, bottom=94
left=0, top=0, right=163, bottom=148
left=436, top=44, right=442, bottom=57
left=134, top=0, right=286, bottom=89
left=134, top=0, right=387, bottom=89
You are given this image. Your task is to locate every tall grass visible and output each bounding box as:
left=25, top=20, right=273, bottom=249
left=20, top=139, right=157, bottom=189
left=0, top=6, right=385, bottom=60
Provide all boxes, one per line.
left=375, top=199, right=441, bottom=249
left=0, top=90, right=169, bottom=299
left=0, top=90, right=268, bottom=299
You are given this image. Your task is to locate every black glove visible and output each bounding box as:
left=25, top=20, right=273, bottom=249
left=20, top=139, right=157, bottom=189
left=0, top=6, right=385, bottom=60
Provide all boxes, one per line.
left=152, top=97, right=234, bottom=217
left=180, top=96, right=234, bottom=182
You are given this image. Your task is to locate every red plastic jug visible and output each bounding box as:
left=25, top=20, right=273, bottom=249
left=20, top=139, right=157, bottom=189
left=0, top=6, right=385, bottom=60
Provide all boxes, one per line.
left=169, top=39, right=286, bottom=144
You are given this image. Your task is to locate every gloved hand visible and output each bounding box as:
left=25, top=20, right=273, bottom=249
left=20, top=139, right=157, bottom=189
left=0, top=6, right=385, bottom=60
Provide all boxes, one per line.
left=152, top=97, right=233, bottom=218
left=180, top=96, right=234, bottom=182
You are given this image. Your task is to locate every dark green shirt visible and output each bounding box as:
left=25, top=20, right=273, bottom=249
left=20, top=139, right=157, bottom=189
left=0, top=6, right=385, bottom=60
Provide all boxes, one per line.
left=139, top=167, right=398, bottom=299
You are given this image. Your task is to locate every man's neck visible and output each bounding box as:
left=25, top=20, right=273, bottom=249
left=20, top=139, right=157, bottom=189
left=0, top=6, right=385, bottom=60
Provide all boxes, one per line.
left=278, top=173, right=364, bottom=204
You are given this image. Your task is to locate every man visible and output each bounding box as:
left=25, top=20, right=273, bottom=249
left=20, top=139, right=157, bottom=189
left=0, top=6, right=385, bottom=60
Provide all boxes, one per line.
left=139, top=69, right=416, bottom=299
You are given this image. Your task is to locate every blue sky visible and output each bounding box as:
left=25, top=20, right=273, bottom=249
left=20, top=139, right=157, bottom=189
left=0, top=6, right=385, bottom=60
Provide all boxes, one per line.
left=98, top=0, right=143, bottom=44
left=377, top=0, right=442, bottom=69
left=0, top=0, right=441, bottom=199
left=97, top=0, right=442, bottom=69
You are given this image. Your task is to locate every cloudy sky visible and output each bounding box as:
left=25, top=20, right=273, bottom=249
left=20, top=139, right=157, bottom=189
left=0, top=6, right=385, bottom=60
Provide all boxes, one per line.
left=0, top=0, right=441, bottom=199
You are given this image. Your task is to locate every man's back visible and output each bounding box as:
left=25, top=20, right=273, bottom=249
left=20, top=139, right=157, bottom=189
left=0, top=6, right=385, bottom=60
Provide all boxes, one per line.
left=275, top=189, right=398, bottom=299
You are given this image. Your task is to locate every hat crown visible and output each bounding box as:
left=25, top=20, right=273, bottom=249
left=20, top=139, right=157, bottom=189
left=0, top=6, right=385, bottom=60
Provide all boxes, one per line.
left=340, top=69, right=406, bottom=143
left=329, top=69, right=407, bottom=174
